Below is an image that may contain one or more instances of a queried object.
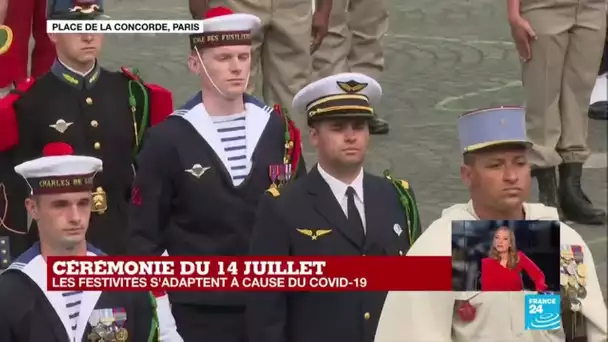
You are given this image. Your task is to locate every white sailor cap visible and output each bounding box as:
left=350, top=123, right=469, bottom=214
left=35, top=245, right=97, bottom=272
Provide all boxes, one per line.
left=14, top=142, right=102, bottom=195
left=292, top=72, right=382, bottom=124
left=457, top=106, right=531, bottom=154
left=189, top=7, right=262, bottom=50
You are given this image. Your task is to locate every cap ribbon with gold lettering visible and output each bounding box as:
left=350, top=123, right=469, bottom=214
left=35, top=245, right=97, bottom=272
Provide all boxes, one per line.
left=13, top=142, right=103, bottom=195
left=189, top=7, right=262, bottom=50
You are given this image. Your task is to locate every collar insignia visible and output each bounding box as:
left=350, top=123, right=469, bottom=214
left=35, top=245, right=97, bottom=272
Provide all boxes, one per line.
left=296, top=229, right=332, bottom=240
left=185, top=164, right=211, bottom=178
left=49, top=119, right=73, bottom=133
left=337, top=80, right=368, bottom=93
left=63, top=73, right=79, bottom=84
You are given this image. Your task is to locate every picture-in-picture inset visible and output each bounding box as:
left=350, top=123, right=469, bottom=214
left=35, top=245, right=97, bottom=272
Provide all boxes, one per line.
left=451, top=220, right=560, bottom=292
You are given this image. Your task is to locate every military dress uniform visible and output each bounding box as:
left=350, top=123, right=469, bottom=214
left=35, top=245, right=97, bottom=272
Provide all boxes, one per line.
left=312, top=0, right=391, bottom=134
left=128, top=9, right=305, bottom=342
left=247, top=73, right=422, bottom=342
left=521, top=0, right=607, bottom=224
left=0, top=149, right=163, bottom=342
left=0, top=0, right=174, bottom=264
left=375, top=107, right=607, bottom=342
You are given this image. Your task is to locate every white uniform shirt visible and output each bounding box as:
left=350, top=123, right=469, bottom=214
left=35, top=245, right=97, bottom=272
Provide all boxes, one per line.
left=317, top=164, right=366, bottom=232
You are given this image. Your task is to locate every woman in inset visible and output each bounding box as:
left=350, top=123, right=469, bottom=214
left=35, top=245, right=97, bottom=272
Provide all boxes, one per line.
left=481, top=226, right=548, bottom=291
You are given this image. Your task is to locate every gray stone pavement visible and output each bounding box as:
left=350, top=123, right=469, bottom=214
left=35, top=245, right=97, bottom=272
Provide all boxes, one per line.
left=101, top=0, right=606, bottom=298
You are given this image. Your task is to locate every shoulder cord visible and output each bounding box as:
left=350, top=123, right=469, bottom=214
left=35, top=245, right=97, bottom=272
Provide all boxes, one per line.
left=0, top=183, right=27, bottom=234
left=383, top=170, right=421, bottom=245
left=127, top=70, right=150, bottom=158
left=147, top=292, right=160, bottom=342
left=274, top=104, right=297, bottom=177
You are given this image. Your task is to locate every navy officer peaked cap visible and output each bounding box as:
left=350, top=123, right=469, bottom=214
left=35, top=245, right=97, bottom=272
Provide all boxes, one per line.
left=48, top=0, right=109, bottom=20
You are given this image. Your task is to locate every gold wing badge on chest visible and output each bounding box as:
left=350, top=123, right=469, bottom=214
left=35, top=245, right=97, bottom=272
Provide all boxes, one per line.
left=49, top=119, right=73, bottom=134
left=296, top=229, right=332, bottom=240
left=185, top=164, right=211, bottom=178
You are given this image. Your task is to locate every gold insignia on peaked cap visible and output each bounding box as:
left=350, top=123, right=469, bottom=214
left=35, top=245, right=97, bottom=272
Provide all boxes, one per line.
left=337, top=80, right=368, bottom=93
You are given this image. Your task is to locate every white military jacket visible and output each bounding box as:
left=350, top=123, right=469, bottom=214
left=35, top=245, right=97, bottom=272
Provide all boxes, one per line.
left=375, top=201, right=607, bottom=342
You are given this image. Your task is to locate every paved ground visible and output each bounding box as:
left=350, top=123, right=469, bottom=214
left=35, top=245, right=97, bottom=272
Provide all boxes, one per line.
left=101, top=0, right=606, bottom=298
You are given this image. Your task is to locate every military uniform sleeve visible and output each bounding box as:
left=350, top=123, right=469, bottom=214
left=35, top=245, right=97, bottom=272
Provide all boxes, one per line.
left=128, top=129, right=175, bottom=256
left=0, top=274, right=23, bottom=341
left=1, top=90, right=39, bottom=259
left=247, top=192, right=290, bottom=342
left=0, top=289, right=13, bottom=341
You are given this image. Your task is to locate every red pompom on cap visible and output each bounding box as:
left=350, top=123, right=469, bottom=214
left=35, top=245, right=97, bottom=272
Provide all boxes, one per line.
left=42, top=142, right=74, bottom=157
left=204, top=6, right=234, bottom=19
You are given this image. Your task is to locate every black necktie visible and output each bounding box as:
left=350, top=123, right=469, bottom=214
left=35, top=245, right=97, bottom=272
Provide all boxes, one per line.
left=346, top=186, right=365, bottom=245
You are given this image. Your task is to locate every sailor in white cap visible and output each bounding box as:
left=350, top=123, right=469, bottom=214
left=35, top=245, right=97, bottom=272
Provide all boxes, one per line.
left=0, top=142, right=182, bottom=342
left=247, top=73, right=421, bottom=342
left=375, top=107, right=607, bottom=342
left=128, top=7, right=306, bottom=342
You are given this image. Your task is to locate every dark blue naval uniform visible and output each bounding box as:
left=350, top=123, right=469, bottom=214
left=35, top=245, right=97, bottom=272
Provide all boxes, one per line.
left=128, top=92, right=305, bottom=341
left=247, top=166, right=418, bottom=342
left=0, top=243, right=159, bottom=342
left=0, top=60, right=172, bottom=264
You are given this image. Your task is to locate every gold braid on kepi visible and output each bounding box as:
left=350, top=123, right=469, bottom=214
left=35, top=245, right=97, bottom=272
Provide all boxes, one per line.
left=0, top=25, right=13, bottom=56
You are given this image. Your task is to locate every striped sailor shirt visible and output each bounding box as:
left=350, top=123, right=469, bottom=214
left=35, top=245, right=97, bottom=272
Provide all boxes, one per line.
left=211, top=112, right=250, bottom=186
left=63, top=290, right=83, bottom=338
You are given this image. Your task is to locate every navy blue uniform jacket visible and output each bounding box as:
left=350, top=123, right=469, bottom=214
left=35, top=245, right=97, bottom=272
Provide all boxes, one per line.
left=128, top=93, right=305, bottom=307
left=247, top=166, right=417, bottom=342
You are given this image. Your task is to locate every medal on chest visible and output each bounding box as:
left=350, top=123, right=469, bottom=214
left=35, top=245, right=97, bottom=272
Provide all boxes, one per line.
left=87, top=308, right=128, bottom=342
left=560, top=244, right=587, bottom=336
left=268, top=164, right=292, bottom=188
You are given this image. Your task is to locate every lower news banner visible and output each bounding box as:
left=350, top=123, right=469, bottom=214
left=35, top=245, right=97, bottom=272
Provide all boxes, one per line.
left=46, top=256, right=453, bottom=292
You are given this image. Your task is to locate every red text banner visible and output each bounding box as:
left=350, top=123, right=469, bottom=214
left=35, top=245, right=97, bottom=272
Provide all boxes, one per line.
left=47, top=256, right=452, bottom=291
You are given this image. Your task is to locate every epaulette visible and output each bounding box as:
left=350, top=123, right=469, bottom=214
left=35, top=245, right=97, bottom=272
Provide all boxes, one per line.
left=120, top=67, right=174, bottom=126
left=0, top=77, right=36, bottom=151
left=0, top=25, right=14, bottom=56
left=266, top=187, right=281, bottom=198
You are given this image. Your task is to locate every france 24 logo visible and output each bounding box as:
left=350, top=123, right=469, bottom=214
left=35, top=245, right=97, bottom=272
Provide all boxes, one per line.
left=525, top=294, right=561, bottom=330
